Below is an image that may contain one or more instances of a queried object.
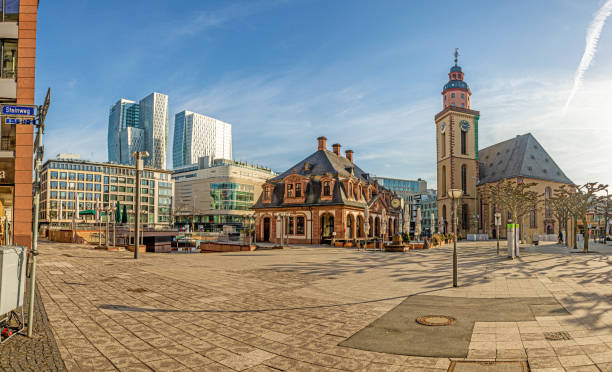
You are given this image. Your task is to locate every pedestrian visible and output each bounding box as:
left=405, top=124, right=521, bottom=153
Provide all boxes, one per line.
left=558, top=231, right=563, bottom=244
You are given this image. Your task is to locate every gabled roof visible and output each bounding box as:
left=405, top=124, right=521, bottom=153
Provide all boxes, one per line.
left=478, top=133, right=573, bottom=185
left=271, top=149, right=371, bottom=182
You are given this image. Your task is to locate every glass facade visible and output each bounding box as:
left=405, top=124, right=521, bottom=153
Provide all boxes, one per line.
left=0, top=0, right=18, bottom=22
left=210, top=182, right=254, bottom=211
left=40, top=158, right=173, bottom=225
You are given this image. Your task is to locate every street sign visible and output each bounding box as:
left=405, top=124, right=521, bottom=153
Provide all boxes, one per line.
left=494, top=212, right=501, bottom=226
left=1, top=105, right=35, bottom=116
left=4, top=118, right=35, bottom=125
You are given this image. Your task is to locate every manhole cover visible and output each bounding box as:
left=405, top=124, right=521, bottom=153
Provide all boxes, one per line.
left=415, top=315, right=455, bottom=326
left=544, top=331, right=572, bottom=340
left=449, top=361, right=528, bottom=372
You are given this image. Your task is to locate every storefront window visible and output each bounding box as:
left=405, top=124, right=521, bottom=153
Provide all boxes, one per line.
left=0, top=186, right=13, bottom=244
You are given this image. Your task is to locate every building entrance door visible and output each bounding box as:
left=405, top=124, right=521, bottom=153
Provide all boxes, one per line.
left=263, top=217, right=270, bottom=242
left=320, top=214, right=334, bottom=244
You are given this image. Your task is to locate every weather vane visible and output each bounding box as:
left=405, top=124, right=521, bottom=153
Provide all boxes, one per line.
left=454, top=48, right=459, bottom=66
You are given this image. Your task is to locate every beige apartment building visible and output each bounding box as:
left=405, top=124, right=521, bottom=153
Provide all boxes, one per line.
left=39, top=154, right=174, bottom=228
left=172, top=158, right=276, bottom=231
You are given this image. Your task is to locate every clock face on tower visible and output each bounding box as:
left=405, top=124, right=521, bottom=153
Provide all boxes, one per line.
left=460, top=120, right=470, bottom=132
left=391, top=197, right=401, bottom=209
left=440, top=122, right=446, bottom=132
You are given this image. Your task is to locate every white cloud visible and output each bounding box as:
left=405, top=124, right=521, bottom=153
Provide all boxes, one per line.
left=563, top=0, right=612, bottom=113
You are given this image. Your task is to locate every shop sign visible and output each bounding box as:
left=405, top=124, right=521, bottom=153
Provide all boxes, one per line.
left=0, top=158, right=15, bottom=185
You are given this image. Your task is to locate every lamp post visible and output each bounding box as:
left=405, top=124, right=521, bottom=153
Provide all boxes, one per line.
left=112, top=207, right=117, bottom=247
left=105, top=206, right=110, bottom=247
left=132, top=151, right=149, bottom=259
left=448, top=189, right=464, bottom=287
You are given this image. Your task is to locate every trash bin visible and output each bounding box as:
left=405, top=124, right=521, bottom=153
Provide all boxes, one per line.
left=0, top=246, right=27, bottom=316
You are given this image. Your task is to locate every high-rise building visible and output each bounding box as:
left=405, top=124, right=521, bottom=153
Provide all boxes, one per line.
left=107, top=92, right=168, bottom=169
left=172, top=111, right=232, bottom=169
left=0, top=1, right=39, bottom=247
left=107, top=99, right=140, bottom=164
left=139, top=92, right=168, bottom=170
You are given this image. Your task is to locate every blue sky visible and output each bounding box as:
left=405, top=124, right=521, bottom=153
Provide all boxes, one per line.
left=37, top=0, right=612, bottom=187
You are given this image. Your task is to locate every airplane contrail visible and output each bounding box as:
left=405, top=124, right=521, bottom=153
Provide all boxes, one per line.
left=563, top=0, right=612, bottom=113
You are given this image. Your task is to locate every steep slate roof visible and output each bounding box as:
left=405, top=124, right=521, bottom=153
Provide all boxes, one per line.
left=253, top=149, right=384, bottom=209
left=478, top=133, right=573, bottom=185
left=271, top=149, right=371, bottom=182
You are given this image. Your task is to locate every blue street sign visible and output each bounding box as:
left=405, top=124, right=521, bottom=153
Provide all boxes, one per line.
left=1, top=105, right=35, bottom=116
left=4, top=118, right=35, bottom=125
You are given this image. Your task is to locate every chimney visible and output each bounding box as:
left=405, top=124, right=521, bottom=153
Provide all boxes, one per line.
left=332, top=143, right=341, bottom=156
left=317, top=136, right=327, bottom=151
left=345, top=149, right=353, bottom=163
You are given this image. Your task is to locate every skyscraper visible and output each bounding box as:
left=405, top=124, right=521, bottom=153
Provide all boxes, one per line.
left=107, top=92, right=168, bottom=169
left=172, top=110, right=232, bottom=169
left=107, top=99, right=140, bottom=164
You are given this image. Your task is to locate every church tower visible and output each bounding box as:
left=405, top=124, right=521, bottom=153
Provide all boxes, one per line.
left=435, top=49, right=479, bottom=236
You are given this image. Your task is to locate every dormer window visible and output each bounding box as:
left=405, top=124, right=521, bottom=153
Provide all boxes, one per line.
left=264, top=187, right=270, bottom=200
left=295, top=183, right=302, bottom=197
left=348, top=182, right=353, bottom=199
left=287, top=184, right=294, bottom=198
left=323, top=181, right=331, bottom=196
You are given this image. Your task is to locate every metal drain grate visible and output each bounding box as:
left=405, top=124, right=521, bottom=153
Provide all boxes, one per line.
left=448, top=361, right=528, bottom=372
left=416, top=315, right=455, bottom=326
left=544, top=331, right=572, bottom=341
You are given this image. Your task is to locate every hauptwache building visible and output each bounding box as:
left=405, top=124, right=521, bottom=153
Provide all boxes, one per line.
left=252, top=137, right=401, bottom=244
left=435, top=52, right=573, bottom=240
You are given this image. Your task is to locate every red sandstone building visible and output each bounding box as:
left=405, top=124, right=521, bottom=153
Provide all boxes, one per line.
left=0, top=1, right=38, bottom=247
left=252, top=137, right=401, bottom=245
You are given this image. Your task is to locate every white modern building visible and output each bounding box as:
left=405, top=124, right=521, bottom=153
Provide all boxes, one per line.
left=172, top=110, right=232, bottom=169
left=107, top=92, right=169, bottom=170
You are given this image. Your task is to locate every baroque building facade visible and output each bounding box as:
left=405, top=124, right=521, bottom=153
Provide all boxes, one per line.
left=252, top=137, right=401, bottom=244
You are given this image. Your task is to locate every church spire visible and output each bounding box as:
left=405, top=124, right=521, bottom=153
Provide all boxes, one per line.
left=441, top=49, right=471, bottom=109
left=454, top=48, right=459, bottom=66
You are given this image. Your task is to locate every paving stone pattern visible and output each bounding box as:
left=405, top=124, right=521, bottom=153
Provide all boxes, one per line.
left=34, top=240, right=612, bottom=371
left=0, top=283, right=66, bottom=372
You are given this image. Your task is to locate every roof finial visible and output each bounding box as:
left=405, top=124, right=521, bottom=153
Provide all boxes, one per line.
left=454, top=48, right=459, bottom=66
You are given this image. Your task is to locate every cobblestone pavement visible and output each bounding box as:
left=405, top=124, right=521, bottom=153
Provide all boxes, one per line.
left=35, top=240, right=612, bottom=371
left=0, top=283, right=66, bottom=371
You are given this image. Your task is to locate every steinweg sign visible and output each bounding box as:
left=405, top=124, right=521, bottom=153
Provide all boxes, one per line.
left=1, top=105, right=35, bottom=116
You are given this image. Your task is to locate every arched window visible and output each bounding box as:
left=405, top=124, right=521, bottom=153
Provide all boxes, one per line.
left=461, top=165, right=467, bottom=194
left=441, top=166, right=447, bottom=196
left=461, top=130, right=467, bottom=155
left=545, top=187, right=552, bottom=218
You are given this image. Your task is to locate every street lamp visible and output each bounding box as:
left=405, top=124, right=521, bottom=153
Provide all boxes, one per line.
left=447, top=188, right=464, bottom=287
left=132, top=151, right=149, bottom=259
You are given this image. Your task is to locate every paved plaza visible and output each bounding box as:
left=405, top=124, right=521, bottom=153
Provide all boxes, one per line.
left=19, top=240, right=612, bottom=371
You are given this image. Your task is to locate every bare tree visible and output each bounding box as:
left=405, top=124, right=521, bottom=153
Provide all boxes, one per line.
left=481, top=179, right=541, bottom=226
left=481, top=179, right=542, bottom=256
left=558, top=182, right=608, bottom=253
left=550, top=186, right=572, bottom=245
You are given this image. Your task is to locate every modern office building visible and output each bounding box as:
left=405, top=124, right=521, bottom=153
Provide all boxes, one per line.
left=172, top=110, right=232, bottom=169
left=0, top=1, right=38, bottom=247
left=172, top=157, right=276, bottom=231
left=373, top=177, right=427, bottom=200
left=39, top=155, right=174, bottom=228
left=107, top=92, right=169, bottom=169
